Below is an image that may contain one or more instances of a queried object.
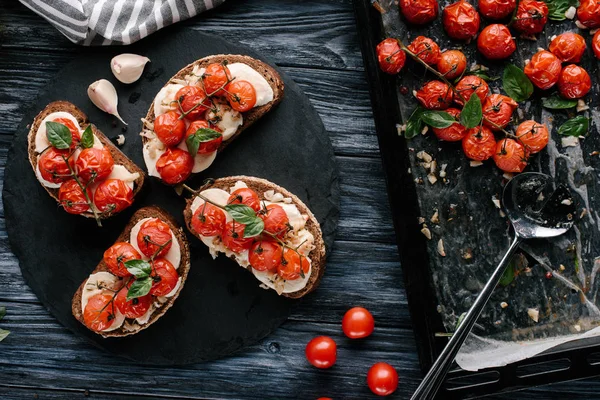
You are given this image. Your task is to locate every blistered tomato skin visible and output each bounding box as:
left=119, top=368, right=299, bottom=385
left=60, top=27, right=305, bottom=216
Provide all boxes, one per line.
left=58, top=179, right=91, bottom=214
left=376, top=38, right=407, bottom=75
left=594, top=31, right=600, bottom=60
left=524, top=50, right=562, bottom=90
left=432, top=108, right=467, bottom=141
left=493, top=138, right=528, bottom=173
left=454, top=76, right=489, bottom=107
left=577, top=0, right=600, bottom=29
left=478, top=0, right=516, bottom=19
left=513, top=0, right=548, bottom=35
left=155, top=148, right=194, bottom=185
left=462, top=126, right=497, bottom=161
left=93, top=179, right=134, bottom=214
left=407, top=36, right=441, bottom=65
left=399, top=0, right=439, bottom=25
left=558, top=65, right=592, bottom=99
left=75, top=147, right=114, bottom=183
left=482, top=94, right=518, bottom=130
left=415, top=81, right=454, bottom=110
left=516, top=120, right=549, bottom=153
left=38, top=148, right=75, bottom=184
left=443, top=1, right=481, bottom=41
left=437, top=50, right=467, bottom=80
left=477, top=24, right=516, bottom=60
left=549, top=33, right=587, bottom=63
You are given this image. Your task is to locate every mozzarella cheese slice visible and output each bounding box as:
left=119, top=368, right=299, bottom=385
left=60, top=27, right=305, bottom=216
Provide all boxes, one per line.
left=35, top=112, right=81, bottom=153
left=227, top=63, right=275, bottom=107
left=252, top=262, right=312, bottom=294
left=153, top=84, right=184, bottom=117
left=176, top=140, right=218, bottom=173
left=80, top=271, right=125, bottom=332
left=129, top=217, right=181, bottom=269
left=207, top=102, right=243, bottom=141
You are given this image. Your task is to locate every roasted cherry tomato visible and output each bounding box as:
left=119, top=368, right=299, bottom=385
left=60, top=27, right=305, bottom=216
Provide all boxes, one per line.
left=454, top=75, right=489, bottom=106
left=462, top=126, right=497, bottom=161
left=415, top=81, right=454, bottom=110
left=376, top=38, right=406, bottom=75
left=75, top=147, right=114, bottom=183
left=278, top=248, right=310, bottom=280
left=524, top=50, right=562, bottom=90
left=407, top=36, right=441, bottom=65
left=342, top=307, right=375, bottom=339
left=399, top=0, right=439, bottom=24
left=191, top=202, right=227, bottom=236
left=175, top=85, right=210, bottom=121
left=549, top=32, right=586, bottom=63
left=305, top=336, right=337, bottom=369
left=482, top=94, right=518, bottom=130
left=249, top=240, right=283, bottom=272
left=516, top=120, right=549, bottom=153
left=477, top=24, right=516, bottom=60
left=52, top=117, right=81, bottom=150
left=577, top=0, right=600, bottom=29
left=437, top=50, right=467, bottom=80
left=93, top=179, right=133, bottom=215
left=432, top=108, right=467, bottom=141
left=593, top=31, right=600, bottom=60
left=493, top=138, right=528, bottom=173
left=115, top=283, right=152, bottom=319
left=202, top=63, right=231, bottom=96
left=513, top=0, right=548, bottom=35
left=83, top=293, right=117, bottom=332
left=137, top=218, right=173, bottom=258
left=150, top=258, right=179, bottom=296
left=58, top=179, right=90, bottom=214
left=155, top=148, right=194, bottom=185
left=226, top=80, right=257, bottom=112
left=221, top=221, right=254, bottom=253
left=259, top=204, right=290, bottom=238
left=443, top=1, right=480, bottom=41
left=185, top=120, right=223, bottom=154
left=558, top=64, right=592, bottom=99
left=103, top=242, right=141, bottom=277
left=228, top=187, right=261, bottom=212
left=38, top=148, right=74, bottom=183
left=478, top=0, right=516, bottom=19
left=154, top=111, right=186, bottom=147
left=367, top=363, right=399, bottom=396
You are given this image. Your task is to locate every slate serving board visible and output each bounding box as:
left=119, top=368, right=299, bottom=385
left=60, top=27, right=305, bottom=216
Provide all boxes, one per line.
left=2, top=27, right=340, bottom=365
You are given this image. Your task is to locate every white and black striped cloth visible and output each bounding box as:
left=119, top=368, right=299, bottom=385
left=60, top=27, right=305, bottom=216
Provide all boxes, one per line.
left=19, top=0, right=225, bottom=46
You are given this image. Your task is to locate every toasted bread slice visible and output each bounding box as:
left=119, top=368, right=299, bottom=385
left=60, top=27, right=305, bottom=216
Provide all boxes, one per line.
left=28, top=101, right=145, bottom=219
left=183, top=176, right=325, bottom=299
left=71, top=206, right=191, bottom=337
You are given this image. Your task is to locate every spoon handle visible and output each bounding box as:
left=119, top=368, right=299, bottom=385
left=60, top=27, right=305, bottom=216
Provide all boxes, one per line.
left=410, top=236, right=522, bottom=400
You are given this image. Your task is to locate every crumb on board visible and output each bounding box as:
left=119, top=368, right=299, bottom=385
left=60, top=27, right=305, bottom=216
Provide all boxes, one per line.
left=501, top=302, right=508, bottom=309
left=461, top=248, right=473, bottom=260
left=116, top=134, right=125, bottom=146
left=418, top=217, right=426, bottom=224
left=421, top=226, right=432, bottom=240
left=427, top=173, right=437, bottom=185
left=431, top=209, right=439, bottom=224
left=437, top=239, right=446, bottom=257
left=574, top=324, right=581, bottom=332
left=417, top=150, right=433, bottom=163
left=527, top=308, right=539, bottom=323
left=491, top=196, right=501, bottom=209
left=470, top=161, right=483, bottom=167
left=560, top=264, right=566, bottom=271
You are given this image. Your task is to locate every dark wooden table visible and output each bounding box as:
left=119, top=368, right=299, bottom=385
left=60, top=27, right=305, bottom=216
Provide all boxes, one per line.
left=1, top=1, right=599, bottom=398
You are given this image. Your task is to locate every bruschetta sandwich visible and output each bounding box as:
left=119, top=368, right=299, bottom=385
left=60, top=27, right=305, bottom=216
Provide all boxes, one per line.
left=28, top=101, right=144, bottom=224
left=140, top=54, right=284, bottom=185
left=183, top=176, right=325, bottom=298
left=72, top=206, right=190, bottom=337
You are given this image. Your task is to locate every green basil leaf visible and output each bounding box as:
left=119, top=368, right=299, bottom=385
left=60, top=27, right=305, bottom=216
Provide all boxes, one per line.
left=185, top=128, right=222, bottom=155
left=0, top=306, right=6, bottom=321
left=224, top=204, right=259, bottom=224
left=80, top=125, right=94, bottom=148
left=45, top=121, right=72, bottom=149
left=558, top=116, right=589, bottom=137
left=127, top=277, right=153, bottom=300
left=499, top=262, right=515, bottom=287
left=542, top=95, right=578, bottom=110
left=503, top=64, right=534, bottom=102
left=125, top=259, right=152, bottom=278
left=460, top=94, right=483, bottom=129
left=465, top=70, right=499, bottom=82
left=546, top=0, right=579, bottom=21
left=404, top=107, right=425, bottom=139
left=243, top=218, right=265, bottom=238
left=421, top=111, right=456, bottom=129
left=186, top=134, right=201, bottom=156
left=455, top=312, right=467, bottom=330
left=0, top=328, right=10, bottom=342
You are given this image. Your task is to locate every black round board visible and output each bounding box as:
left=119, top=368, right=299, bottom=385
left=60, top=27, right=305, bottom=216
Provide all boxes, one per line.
left=3, top=27, right=340, bottom=365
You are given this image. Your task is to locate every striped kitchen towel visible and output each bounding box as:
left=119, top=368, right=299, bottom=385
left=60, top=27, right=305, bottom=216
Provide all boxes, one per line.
left=18, top=0, right=225, bottom=46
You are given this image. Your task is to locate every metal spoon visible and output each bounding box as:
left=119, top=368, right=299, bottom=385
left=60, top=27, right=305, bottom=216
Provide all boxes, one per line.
left=410, top=172, right=576, bottom=400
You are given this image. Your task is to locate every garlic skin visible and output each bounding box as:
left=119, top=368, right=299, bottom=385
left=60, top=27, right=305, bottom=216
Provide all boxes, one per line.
left=87, top=79, right=127, bottom=125
left=110, top=53, right=150, bottom=84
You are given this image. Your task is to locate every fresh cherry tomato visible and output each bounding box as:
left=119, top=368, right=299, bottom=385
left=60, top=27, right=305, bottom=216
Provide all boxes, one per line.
left=249, top=240, right=283, bottom=272
left=454, top=75, right=489, bottom=107
left=155, top=148, right=194, bottom=185
left=228, top=188, right=261, bottom=212
left=259, top=204, right=290, bottom=238
left=367, top=363, right=399, bottom=396
left=185, top=120, right=223, bottom=154
left=524, top=50, right=562, bottom=90
left=83, top=293, right=117, bottom=332
left=482, top=94, right=518, bottom=130
left=38, top=148, right=74, bottom=183
left=75, top=147, right=114, bottom=183
left=477, top=24, right=516, bottom=60
left=137, top=218, right=173, bottom=258
left=103, top=242, right=141, bottom=277
left=443, top=1, right=480, bottom=41
left=93, top=179, right=133, bottom=215
left=558, top=64, right=592, bottom=99
left=399, top=0, right=439, bottom=24
left=577, top=0, right=600, bottom=29
left=415, top=81, right=454, bottom=110
left=305, top=336, right=337, bottom=369
left=58, top=179, right=90, bottom=214
left=516, top=120, right=549, bottom=153
left=342, top=307, right=375, bottom=339
left=154, top=111, right=186, bottom=147
left=513, top=0, right=548, bottom=35
left=222, top=221, right=254, bottom=253
left=376, top=38, right=407, bottom=75
left=226, top=80, right=257, bottom=112
left=202, top=63, right=231, bottom=96
left=462, top=126, right=497, bottom=161
left=549, top=32, right=586, bottom=63
left=278, top=248, right=310, bottom=280
left=175, top=85, right=210, bottom=121
left=436, top=50, right=467, bottom=80
left=150, top=258, right=179, bottom=296
left=493, top=138, right=528, bottom=173
left=478, top=0, right=516, bottom=19
left=432, top=108, right=467, bottom=141
left=115, top=283, right=152, bottom=319
left=52, top=118, right=81, bottom=150
left=593, top=30, right=600, bottom=60
left=191, top=201, right=227, bottom=236
left=407, top=36, right=441, bottom=65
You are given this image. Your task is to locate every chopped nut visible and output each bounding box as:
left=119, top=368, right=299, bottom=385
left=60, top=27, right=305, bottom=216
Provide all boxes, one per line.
left=430, top=160, right=437, bottom=174
left=580, top=208, right=588, bottom=219
left=461, top=248, right=473, bottom=260
left=470, top=161, right=483, bottom=167
left=396, top=123, right=405, bottom=135
left=561, top=199, right=573, bottom=205
left=561, top=136, right=579, bottom=148
left=407, top=167, right=412, bottom=174
left=576, top=99, right=589, bottom=113
left=527, top=308, right=539, bottom=323
left=421, top=226, right=432, bottom=240
left=421, top=126, right=429, bottom=135
left=499, top=209, right=506, bottom=218
left=422, top=162, right=431, bottom=169
left=491, top=196, right=501, bottom=209
left=439, top=163, right=448, bottom=178
left=431, top=209, right=440, bottom=224
left=417, top=150, right=433, bottom=163
left=437, top=239, right=446, bottom=257
left=500, top=302, right=508, bottom=309
left=502, top=172, right=514, bottom=180
left=427, top=173, right=438, bottom=184
left=418, top=217, right=426, bottom=224
left=574, top=324, right=581, bottom=332
left=575, top=20, right=588, bottom=29
left=116, top=134, right=125, bottom=146
left=559, top=264, right=566, bottom=271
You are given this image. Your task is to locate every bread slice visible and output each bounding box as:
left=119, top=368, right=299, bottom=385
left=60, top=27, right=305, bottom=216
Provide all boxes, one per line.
left=183, top=176, right=325, bottom=299
left=28, top=100, right=145, bottom=219
left=71, top=206, right=191, bottom=337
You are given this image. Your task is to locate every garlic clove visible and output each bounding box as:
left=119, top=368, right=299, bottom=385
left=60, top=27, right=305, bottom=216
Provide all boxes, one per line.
left=110, top=53, right=150, bottom=84
left=87, top=79, right=127, bottom=125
